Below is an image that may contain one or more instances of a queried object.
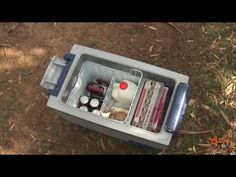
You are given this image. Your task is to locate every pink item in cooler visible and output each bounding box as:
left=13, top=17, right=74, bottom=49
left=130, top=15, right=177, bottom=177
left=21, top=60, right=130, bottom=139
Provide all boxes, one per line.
left=132, top=87, right=149, bottom=126
left=151, top=87, right=169, bottom=132
left=142, top=81, right=163, bottom=130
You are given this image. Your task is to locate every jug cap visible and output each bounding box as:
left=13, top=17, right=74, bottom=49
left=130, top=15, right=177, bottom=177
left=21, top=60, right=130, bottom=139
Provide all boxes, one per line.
left=120, top=82, right=128, bottom=90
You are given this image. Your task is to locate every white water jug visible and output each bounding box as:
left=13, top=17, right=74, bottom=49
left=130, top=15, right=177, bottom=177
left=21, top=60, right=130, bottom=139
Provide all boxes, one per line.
left=112, top=80, right=137, bottom=106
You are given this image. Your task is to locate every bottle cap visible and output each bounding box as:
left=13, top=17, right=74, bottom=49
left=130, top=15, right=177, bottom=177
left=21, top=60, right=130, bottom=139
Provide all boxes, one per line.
left=119, top=82, right=128, bottom=90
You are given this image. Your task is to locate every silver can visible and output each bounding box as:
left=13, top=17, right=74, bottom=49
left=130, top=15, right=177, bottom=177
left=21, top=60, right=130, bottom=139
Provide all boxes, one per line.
left=79, top=106, right=88, bottom=112
left=89, top=98, right=100, bottom=108
left=80, top=95, right=89, bottom=105
left=92, top=109, right=101, bottom=116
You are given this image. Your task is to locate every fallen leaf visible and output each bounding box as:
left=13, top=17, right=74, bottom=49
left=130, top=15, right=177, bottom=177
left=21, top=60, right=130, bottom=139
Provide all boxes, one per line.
left=210, top=39, right=218, bottom=49
left=176, top=137, right=182, bottom=148
left=188, top=148, right=193, bottom=151
left=225, top=83, right=234, bottom=95
left=46, top=127, right=51, bottom=131
left=220, top=100, right=224, bottom=105
left=193, top=145, right=197, bottom=153
left=8, top=79, right=14, bottom=84
left=190, top=112, right=197, bottom=120
left=30, top=134, right=36, bottom=142
left=188, top=99, right=196, bottom=106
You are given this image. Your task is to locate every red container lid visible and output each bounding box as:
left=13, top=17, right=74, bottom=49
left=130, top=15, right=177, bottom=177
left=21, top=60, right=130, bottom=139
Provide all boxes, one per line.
left=119, top=82, right=128, bottom=90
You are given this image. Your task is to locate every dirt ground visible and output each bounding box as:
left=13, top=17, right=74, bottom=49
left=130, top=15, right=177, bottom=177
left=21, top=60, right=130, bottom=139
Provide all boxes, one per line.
left=0, top=22, right=227, bottom=154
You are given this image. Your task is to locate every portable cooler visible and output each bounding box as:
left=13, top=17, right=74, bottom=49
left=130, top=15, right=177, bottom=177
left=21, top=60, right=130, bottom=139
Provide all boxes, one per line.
left=40, top=44, right=191, bottom=150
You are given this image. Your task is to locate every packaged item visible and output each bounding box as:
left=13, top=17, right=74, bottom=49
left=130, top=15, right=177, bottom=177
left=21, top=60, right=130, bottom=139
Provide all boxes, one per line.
left=151, top=87, right=169, bottom=132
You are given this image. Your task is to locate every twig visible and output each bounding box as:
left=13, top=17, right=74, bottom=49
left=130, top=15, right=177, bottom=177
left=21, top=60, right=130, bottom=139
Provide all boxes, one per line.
left=30, top=134, right=36, bottom=142
left=150, top=54, right=160, bottom=58
left=0, top=43, right=11, bottom=47
left=196, top=143, right=211, bottom=148
left=40, top=92, right=48, bottom=100
left=186, top=23, right=191, bottom=29
left=155, top=46, right=163, bottom=53
left=154, top=39, right=163, bottom=42
left=201, top=104, right=210, bottom=111
left=100, top=138, right=106, bottom=151
left=180, top=129, right=213, bottom=135
left=18, top=73, right=22, bottom=84
left=220, top=110, right=231, bottom=127
left=107, top=139, right=115, bottom=150
left=83, top=136, right=92, bottom=142
left=149, top=45, right=154, bottom=53
left=0, top=74, right=35, bottom=96
left=148, top=26, right=157, bottom=31
left=0, top=128, right=2, bottom=143
left=167, top=22, right=184, bottom=34
left=186, top=40, right=194, bottom=43
left=9, top=122, right=16, bottom=131
left=3, top=47, right=9, bottom=63
left=158, top=149, right=167, bottom=155
left=7, top=24, right=18, bottom=33
left=197, top=118, right=202, bottom=127
left=24, top=102, right=35, bottom=115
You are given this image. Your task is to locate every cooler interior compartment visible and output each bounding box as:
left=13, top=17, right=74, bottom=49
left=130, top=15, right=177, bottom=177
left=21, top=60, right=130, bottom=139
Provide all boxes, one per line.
left=61, top=54, right=176, bottom=133
left=61, top=56, right=143, bottom=123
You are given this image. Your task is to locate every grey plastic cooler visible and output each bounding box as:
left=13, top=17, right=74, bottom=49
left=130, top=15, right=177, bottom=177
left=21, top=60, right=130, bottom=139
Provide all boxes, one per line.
left=40, top=44, right=191, bottom=150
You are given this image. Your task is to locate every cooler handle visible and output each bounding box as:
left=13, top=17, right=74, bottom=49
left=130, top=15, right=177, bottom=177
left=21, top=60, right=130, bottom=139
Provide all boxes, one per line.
left=47, top=53, right=75, bottom=97
left=165, top=82, right=191, bottom=133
